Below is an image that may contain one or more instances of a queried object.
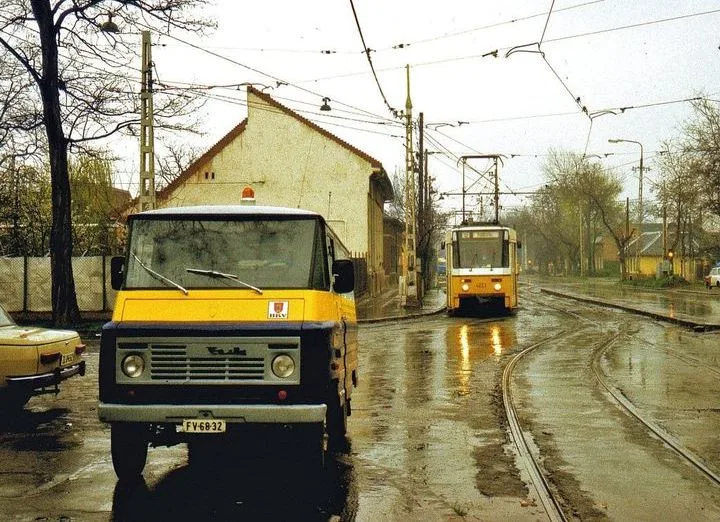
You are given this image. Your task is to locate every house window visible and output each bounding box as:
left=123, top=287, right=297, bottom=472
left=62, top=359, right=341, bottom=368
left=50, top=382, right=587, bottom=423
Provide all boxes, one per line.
left=204, top=172, right=216, bottom=180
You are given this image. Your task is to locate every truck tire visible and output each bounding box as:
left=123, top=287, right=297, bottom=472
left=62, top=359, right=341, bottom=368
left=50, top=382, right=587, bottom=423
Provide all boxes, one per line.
left=326, top=389, right=348, bottom=451
left=111, top=422, right=148, bottom=481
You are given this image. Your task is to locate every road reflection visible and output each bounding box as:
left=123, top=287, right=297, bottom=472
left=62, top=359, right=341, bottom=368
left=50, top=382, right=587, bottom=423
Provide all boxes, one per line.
left=112, top=444, right=357, bottom=521
left=444, top=319, right=515, bottom=396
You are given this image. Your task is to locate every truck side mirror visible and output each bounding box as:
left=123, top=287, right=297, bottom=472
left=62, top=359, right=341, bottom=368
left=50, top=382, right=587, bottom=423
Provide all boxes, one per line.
left=110, top=256, right=125, bottom=290
left=332, top=259, right=355, bottom=294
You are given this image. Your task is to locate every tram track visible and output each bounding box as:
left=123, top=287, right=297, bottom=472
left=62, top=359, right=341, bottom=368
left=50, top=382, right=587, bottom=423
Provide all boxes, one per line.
left=591, top=335, right=720, bottom=486
left=507, top=292, right=720, bottom=521
left=502, top=331, right=571, bottom=522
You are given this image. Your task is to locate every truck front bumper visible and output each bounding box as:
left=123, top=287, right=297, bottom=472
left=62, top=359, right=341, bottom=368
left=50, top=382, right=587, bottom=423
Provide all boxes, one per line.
left=98, top=402, right=327, bottom=424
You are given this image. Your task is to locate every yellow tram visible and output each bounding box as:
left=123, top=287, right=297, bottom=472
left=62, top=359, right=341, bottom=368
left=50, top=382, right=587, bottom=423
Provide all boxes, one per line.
left=445, top=223, right=520, bottom=315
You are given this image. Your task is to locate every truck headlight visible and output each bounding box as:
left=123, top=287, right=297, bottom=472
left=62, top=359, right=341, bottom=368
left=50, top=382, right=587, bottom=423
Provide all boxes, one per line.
left=494, top=282, right=502, bottom=291
left=121, top=354, right=145, bottom=378
left=461, top=283, right=470, bottom=292
left=271, top=354, right=295, bottom=378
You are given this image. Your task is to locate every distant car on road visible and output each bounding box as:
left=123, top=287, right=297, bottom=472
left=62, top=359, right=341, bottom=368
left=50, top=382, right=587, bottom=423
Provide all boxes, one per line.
left=0, top=303, right=86, bottom=409
left=705, top=266, right=720, bottom=288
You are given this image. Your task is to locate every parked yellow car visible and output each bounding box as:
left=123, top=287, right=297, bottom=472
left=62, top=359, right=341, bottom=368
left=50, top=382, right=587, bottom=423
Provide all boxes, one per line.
left=0, top=304, right=86, bottom=409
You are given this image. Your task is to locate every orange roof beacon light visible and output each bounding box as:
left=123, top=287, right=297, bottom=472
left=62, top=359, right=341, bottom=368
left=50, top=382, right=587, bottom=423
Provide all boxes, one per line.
left=241, top=186, right=256, bottom=205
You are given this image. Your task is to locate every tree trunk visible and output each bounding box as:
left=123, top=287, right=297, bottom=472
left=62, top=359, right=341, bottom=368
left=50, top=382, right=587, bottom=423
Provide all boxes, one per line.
left=32, top=0, right=80, bottom=325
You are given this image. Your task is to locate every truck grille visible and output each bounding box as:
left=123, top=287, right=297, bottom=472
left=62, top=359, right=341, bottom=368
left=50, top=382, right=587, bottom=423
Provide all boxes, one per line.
left=115, top=336, right=301, bottom=385
left=150, top=345, right=265, bottom=381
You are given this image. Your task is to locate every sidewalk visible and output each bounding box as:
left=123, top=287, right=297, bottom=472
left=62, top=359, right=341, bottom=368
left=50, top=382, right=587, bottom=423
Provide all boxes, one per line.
left=356, top=286, right=446, bottom=323
left=528, top=277, right=720, bottom=331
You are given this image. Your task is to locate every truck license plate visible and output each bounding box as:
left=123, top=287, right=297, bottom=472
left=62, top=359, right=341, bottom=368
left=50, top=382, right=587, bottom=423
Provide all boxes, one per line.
left=183, top=419, right=226, bottom=433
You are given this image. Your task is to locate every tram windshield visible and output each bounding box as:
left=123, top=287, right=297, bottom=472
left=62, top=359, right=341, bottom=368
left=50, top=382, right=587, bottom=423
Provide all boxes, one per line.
left=453, top=229, right=508, bottom=269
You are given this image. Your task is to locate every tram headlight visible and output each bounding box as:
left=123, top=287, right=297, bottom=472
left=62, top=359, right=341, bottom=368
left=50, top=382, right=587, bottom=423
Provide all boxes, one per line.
left=461, top=283, right=470, bottom=292
left=494, top=282, right=502, bottom=292
left=272, top=354, right=296, bottom=378
left=121, top=354, right=145, bottom=378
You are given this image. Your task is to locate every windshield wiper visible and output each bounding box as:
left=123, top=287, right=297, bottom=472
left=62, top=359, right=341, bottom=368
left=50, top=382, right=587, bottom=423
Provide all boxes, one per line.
left=131, top=252, right=188, bottom=295
left=186, top=268, right=263, bottom=295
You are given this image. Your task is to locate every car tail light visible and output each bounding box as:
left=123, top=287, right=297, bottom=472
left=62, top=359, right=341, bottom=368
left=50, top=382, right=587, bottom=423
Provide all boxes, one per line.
left=75, top=344, right=86, bottom=355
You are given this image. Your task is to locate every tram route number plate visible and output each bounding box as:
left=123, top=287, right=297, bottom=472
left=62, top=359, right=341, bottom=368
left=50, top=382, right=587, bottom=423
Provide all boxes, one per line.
left=182, top=419, right=226, bottom=433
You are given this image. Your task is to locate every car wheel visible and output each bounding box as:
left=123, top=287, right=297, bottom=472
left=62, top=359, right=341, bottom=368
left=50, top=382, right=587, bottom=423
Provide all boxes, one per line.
left=111, top=422, right=148, bottom=481
left=0, top=391, right=31, bottom=409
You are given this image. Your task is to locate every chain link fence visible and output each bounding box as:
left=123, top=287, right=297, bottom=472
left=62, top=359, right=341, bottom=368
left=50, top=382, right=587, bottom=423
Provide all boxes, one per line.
left=0, top=256, right=117, bottom=313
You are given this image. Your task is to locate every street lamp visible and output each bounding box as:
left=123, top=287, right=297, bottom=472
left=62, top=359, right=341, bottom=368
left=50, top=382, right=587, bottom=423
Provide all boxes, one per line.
left=608, top=138, right=644, bottom=275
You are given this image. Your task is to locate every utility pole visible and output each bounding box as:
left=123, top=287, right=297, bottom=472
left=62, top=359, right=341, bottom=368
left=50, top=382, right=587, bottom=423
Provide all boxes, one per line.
left=139, top=30, right=156, bottom=211
left=609, top=138, right=643, bottom=276
left=401, top=65, right=418, bottom=306
left=417, top=112, right=424, bottom=302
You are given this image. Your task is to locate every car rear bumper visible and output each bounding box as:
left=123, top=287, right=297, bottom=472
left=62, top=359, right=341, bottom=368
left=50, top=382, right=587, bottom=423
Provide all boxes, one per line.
left=6, top=361, right=86, bottom=390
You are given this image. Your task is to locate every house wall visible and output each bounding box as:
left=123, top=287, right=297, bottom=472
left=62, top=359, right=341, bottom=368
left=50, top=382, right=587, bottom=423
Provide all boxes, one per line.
left=160, top=90, right=390, bottom=295
left=163, top=91, right=376, bottom=258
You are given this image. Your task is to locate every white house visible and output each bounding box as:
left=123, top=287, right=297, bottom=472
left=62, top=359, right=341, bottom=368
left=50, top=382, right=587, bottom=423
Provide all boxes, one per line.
left=157, top=86, right=394, bottom=295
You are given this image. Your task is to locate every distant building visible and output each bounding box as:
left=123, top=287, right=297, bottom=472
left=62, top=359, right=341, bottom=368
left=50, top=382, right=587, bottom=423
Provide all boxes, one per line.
left=609, top=223, right=703, bottom=281
left=156, top=86, right=394, bottom=295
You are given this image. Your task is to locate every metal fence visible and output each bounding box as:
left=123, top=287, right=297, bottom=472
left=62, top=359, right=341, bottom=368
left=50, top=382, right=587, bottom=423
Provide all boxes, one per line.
left=0, top=256, right=117, bottom=313
left=1, top=254, right=370, bottom=313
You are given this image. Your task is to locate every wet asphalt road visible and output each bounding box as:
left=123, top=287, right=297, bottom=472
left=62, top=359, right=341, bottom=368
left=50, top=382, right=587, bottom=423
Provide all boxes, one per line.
left=1, top=287, right=719, bottom=521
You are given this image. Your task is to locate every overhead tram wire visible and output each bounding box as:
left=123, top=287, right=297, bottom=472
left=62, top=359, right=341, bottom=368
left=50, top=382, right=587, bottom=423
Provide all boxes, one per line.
left=168, top=87, right=406, bottom=138
left=347, top=0, right=398, bottom=118
left=386, top=0, right=604, bottom=50
left=298, top=7, right=720, bottom=84
left=158, top=31, right=396, bottom=124
left=157, top=79, right=402, bottom=126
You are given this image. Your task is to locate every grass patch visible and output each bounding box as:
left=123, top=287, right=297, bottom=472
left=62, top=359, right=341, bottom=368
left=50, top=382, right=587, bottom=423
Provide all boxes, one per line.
left=621, top=274, right=690, bottom=289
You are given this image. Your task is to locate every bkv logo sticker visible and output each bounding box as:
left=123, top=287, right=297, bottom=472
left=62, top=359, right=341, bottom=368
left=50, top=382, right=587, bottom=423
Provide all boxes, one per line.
left=268, top=301, right=289, bottom=319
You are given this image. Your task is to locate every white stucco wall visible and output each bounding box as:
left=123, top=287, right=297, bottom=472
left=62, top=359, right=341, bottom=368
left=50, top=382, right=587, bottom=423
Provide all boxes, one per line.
left=163, top=91, right=378, bottom=256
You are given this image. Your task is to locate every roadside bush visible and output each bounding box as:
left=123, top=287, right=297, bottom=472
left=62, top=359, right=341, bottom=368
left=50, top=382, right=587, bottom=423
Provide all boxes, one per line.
left=622, top=274, right=690, bottom=288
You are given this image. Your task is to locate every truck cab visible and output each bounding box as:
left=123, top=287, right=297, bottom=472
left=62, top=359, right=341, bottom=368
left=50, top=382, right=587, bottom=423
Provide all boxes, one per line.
left=98, top=203, right=357, bottom=480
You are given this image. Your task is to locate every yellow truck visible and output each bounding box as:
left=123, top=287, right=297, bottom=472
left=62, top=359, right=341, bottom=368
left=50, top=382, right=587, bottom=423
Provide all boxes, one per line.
left=98, top=199, right=357, bottom=480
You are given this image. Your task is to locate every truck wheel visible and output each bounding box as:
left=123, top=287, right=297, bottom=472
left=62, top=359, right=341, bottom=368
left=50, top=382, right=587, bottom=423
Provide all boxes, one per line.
left=307, top=422, right=326, bottom=472
left=326, top=389, right=348, bottom=451
left=111, top=423, right=148, bottom=481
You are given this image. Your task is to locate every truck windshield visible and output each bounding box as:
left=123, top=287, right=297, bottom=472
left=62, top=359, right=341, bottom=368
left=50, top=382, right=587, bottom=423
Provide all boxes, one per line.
left=124, top=217, right=325, bottom=290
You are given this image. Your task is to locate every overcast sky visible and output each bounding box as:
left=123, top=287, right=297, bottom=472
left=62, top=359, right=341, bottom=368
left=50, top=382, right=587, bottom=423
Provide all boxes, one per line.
left=120, top=0, right=720, bottom=220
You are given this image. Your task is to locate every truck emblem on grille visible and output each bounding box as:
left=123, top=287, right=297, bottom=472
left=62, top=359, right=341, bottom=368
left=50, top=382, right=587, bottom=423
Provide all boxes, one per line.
left=207, top=346, right=247, bottom=356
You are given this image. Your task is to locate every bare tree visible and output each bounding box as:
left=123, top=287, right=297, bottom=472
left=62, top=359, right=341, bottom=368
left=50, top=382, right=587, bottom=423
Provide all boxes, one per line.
left=156, top=142, right=203, bottom=189
left=683, top=98, right=720, bottom=219
left=0, top=1, right=213, bottom=325
left=530, top=150, right=625, bottom=277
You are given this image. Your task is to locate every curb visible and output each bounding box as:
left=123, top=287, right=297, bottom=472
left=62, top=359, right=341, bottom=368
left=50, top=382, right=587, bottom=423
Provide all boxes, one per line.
left=540, top=288, right=720, bottom=332
left=358, top=306, right=447, bottom=324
